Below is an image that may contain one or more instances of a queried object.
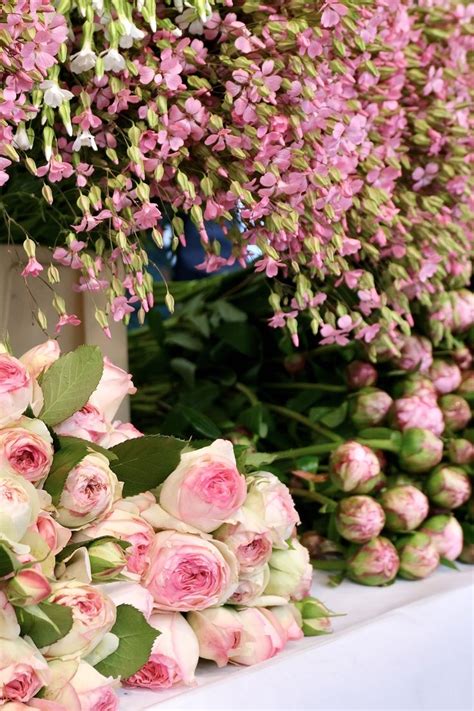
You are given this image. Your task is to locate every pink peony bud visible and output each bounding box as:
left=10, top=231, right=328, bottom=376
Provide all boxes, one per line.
left=451, top=289, right=474, bottom=332
left=452, top=346, right=472, bottom=371
left=299, top=531, right=341, bottom=559
left=458, top=370, right=474, bottom=396
left=393, top=374, right=437, bottom=402
left=329, top=441, right=381, bottom=493
left=398, top=428, right=444, bottom=473
left=448, top=438, right=474, bottom=465
left=459, top=543, right=474, bottom=564
left=6, top=569, right=52, bottom=607
left=393, top=335, right=433, bottom=373
left=392, top=396, right=444, bottom=436
left=350, top=389, right=393, bottom=429
left=380, top=485, right=429, bottom=532
left=346, top=361, right=378, bottom=390
left=428, top=359, right=462, bottom=394
left=335, top=496, right=385, bottom=543
left=425, top=465, right=472, bottom=509
left=421, top=515, right=463, bottom=561
left=346, top=537, right=400, bottom=586
left=396, top=532, right=440, bottom=580
left=439, top=394, right=471, bottom=432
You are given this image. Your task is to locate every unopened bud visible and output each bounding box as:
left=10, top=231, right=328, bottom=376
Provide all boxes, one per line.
left=439, top=394, right=471, bottom=432
left=335, top=496, right=385, bottom=543
left=329, top=441, right=381, bottom=493
left=346, top=537, right=400, bottom=586
left=396, top=532, right=439, bottom=580
left=345, top=361, right=377, bottom=389
left=88, top=540, right=128, bottom=581
left=380, top=485, right=429, bottom=532
left=421, top=515, right=463, bottom=561
left=398, top=428, right=443, bottom=473
left=425, top=465, right=471, bottom=509
left=351, top=389, right=393, bottom=428
left=7, top=569, right=52, bottom=606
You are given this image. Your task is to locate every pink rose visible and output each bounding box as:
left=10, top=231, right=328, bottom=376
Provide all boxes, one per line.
left=20, top=340, right=60, bottom=380
left=65, top=661, right=118, bottom=711
left=89, top=357, right=136, bottom=421
left=329, top=441, right=381, bottom=493
left=142, top=531, right=239, bottom=611
left=393, top=335, right=433, bottom=373
left=214, top=516, right=273, bottom=572
left=0, top=475, right=40, bottom=543
left=3, top=701, right=65, bottom=710
left=0, top=354, right=33, bottom=428
left=29, top=511, right=71, bottom=555
left=56, top=452, right=121, bottom=529
left=243, top=472, right=300, bottom=548
left=0, top=638, right=50, bottom=704
left=125, top=612, right=199, bottom=689
left=187, top=607, right=244, bottom=667
left=101, top=581, right=154, bottom=621
left=0, top=419, right=53, bottom=485
left=73, top=505, right=155, bottom=576
left=42, top=581, right=116, bottom=659
left=428, top=359, right=462, bottom=394
left=54, top=404, right=108, bottom=444
left=0, top=590, right=20, bottom=639
left=98, top=421, right=143, bottom=449
left=159, top=440, right=247, bottom=533
left=392, top=396, right=445, bottom=436
left=229, top=608, right=285, bottom=666
left=228, top=565, right=270, bottom=605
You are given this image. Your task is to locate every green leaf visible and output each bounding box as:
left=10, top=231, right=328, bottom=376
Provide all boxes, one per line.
left=216, top=323, right=259, bottom=356
left=0, top=542, right=20, bottom=577
left=170, top=357, right=196, bottom=388
left=39, top=346, right=104, bottom=426
left=179, top=405, right=222, bottom=439
left=461, top=522, right=474, bottom=545
left=240, top=404, right=269, bottom=439
left=440, top=557, right=459, bottom=571
left=242, top=451, right=277, bottom=469
left=17, top=602, right=73, bottom=647
left=164, top=331, right=203, bottom=351
left=95, top=604, right=159, bottom=679
left=357, top=427, right=398, bottom=440
left=110, top=434, right=188, bottom=496
left=320, top=402, right=348, bottom=428
left=213, top=300, right=247, bottom=323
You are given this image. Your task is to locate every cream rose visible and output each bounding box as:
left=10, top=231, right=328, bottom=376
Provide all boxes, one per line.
left=243, top=472, right=300, bottom=548
left=187, top=607, right=244, bottom=667
left=0, top=474, right=41, bottom=543
left=0, top=354, right=33, bottom=428
left=0, top=638, right=50, bottom=705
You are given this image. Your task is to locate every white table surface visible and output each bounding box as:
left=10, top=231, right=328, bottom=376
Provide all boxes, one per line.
left=119, top=566, right=474, bottom=711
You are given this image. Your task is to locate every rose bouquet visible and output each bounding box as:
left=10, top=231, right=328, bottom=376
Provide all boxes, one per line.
left=0, top=0, right=472, bottom=350
left=0, top=338, right=334, bottom=708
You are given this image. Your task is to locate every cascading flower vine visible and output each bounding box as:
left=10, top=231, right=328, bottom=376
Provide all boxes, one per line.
left=0, top=0, right=472, bottom=349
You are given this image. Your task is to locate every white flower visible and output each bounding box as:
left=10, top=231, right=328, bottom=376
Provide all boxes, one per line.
left=70, top=46, right=97, bottom=73
left=12, top=126, right=32, bottom=150
left=118, top=18, right=145, bottom=48
left=102, top=48, right=126, bottom=73
left=40, top=81, right=74, bottom=108
left=92, top=0, right=104, bottom=14
left=72, top=130, right=98, bottom=153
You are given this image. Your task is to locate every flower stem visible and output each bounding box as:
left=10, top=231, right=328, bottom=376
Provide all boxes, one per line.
left=290, top=487, right=337, bottom=508
left=271, top=443, right=339, bottom=461
left=356, top=438, right=399, bottom=453
left=263, top=382, right=346, bottom=393
left=235, top=382, right=259, bottom=407
left=265, top=403, right=343, bottom=443
left=312, top=559, right=347, bottom=572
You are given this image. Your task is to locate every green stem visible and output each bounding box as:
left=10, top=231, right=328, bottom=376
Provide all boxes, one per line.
left=263, top=382, right=346, bottom=393
left=266, top=403, right=343, bottom=443
left=290, top=487, right=337, bottom=508
left=271, top=443, right=339, bottom=461
left=235, top=382, right=259, bottom=407
left=356, top=438, right=399, bottom=453
left=312, top=560, right=347, bottom=572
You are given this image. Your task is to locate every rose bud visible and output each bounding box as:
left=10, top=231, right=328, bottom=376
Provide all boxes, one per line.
left=393, top=335, right=433, bottom=373
left=56, top=452, right=122, bottom=529
left=243, top=471, right=300, bottom=549
left=228, top=607, right=285, bottom=666
left=0, top=637, right=50, bottom=704
left=271, top=604, right=304, bottom=642
left=452, top=346, right=472, bottom=371
left=124, top=612, right=199, bottom=690
left=458, top=370, right=474, bottom=397
left=439, top=394, right=471, bottom=432
left=329, top=441, right=381, bottom=493
left=396, top=532, right=440, bottom=580
left=448, top=438, right=474, bottom=465
left=380, top=485, right=429, bottom=532
left=41, top=581, right=116, bottom=659
left=214, top=516, right=273, bottom=572
left=299, top=531, right=341, bottom=559
left=335, top=496, right=385, bottom=543
left=425, top=465, right=472, bottom=509
left=398, top=428, right=443, bottom=473
left=54, top=404, right=108, bottom=444
left=346, top=537, right=400, bottom=586
left=88, top=540, right=128, bottom=581
left=229, top=565, right=270, bottom=606
left=293, top=597, right=338, bottom=636
left=264, top=538, right=312, bottom=601
left=20, top=340, right=61, bottom=379
left=346, top=361, right=378, bottom=390
left=159, top=440, right=246, bottom=533
left=421, top=515, right=463, bottom=561
left=187, top=607, right=244, bottom=667
left=393, top=374, right=437, bottom=402
left=351, top=389, right=393, bottom=429
left=142, top=531, right=239, bottom=611
left=459, top=542, right=474, bottom=564
left=6, top=569, right=52, bottom=607
left=0, top=353, right=33, bottom=428
left=428, top=359, right=462, bottom=394
left=392, top=396, right=445, bottom=436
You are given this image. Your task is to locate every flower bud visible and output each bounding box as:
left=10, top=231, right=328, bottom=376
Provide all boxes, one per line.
left=439, top=395, right=471, bottom=432
left=346, top=361, right=377, bottom=390
left=425, top=465, right=471, bottom=509
left=88, top=539, right=128, bottom=581
left=451, top=289, right=474, bottom=332
left=350, top=389, right=393, bottom=429
left=293, top=597, right=337, bottom=636
left=265, top=539, right=312, bottom=601
left=392, top=396, right=444, bottom=436
left=393, top=336, right=433, bottom=373
left=346, top=537, right=399, bottom=586
left=393, top=375, right=437, bottom=402
left=452, top=347, right=472, bottom=371
left=6, top=569, right=52, bottom=606
left=428, top=360, right=462, bottom=394
left=396, top=532, right=439, bottom=580
left=329, top=441, right=381, bottom=493
left=398, top=428, right=443, bottom=473
left=380, top=485, right=429, bottom=532
left=421, top=515, right=463, bottom=561
left=335, top=496, right=385, bottom=543
left=459, top=543, right=474, bottom=564
left=284, top=354, right=306, bottom=375
left=458, top=370, right=474, bottom=396
left=448, top=439, right=474, bottom=465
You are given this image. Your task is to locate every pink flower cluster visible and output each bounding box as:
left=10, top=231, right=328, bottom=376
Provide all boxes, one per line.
left=0, top=1, right=472, bottom=345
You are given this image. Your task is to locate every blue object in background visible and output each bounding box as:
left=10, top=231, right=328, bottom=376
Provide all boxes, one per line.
left=174, top=215, right=241, bottom=281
